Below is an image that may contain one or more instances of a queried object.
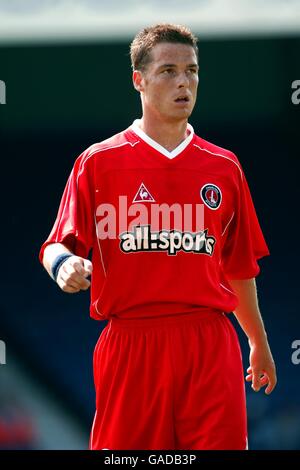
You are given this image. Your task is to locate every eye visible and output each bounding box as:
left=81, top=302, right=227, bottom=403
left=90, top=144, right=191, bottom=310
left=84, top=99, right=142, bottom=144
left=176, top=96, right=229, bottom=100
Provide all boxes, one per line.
left=162, top=69, right=175, bottom=75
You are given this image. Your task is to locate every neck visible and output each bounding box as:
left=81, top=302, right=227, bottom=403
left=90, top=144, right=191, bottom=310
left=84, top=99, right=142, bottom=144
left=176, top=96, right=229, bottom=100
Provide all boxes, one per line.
left=139, top=115, right=189, bottom=152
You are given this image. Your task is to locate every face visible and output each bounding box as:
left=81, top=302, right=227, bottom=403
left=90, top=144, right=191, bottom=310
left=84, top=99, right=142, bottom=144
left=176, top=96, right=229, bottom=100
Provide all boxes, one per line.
left=133, top=42, right=199, bottom=123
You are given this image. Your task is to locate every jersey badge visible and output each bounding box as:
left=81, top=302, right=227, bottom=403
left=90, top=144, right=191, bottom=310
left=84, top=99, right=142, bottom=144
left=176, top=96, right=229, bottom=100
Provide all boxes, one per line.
left=200, top=183, right=222, bottom=210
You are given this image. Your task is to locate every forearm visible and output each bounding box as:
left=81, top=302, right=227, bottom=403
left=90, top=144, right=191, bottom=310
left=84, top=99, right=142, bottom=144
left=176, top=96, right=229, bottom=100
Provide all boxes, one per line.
left=229, top=278, right=268, bottom=346
left=42, top=243, right=73, bottom=277
left=229, top=277, right=277, bottom=394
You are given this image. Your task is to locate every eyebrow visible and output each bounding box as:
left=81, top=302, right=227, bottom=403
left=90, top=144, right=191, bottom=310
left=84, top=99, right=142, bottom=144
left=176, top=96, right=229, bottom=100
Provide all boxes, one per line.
left=158, top=63, right=198, bottom=69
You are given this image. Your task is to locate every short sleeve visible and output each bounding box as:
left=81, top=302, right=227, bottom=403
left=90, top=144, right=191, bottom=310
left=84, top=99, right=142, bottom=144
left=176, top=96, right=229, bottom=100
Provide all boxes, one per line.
left=221, top=168, right=270, bottom=280
left=39, top=151, right=94, bottom=264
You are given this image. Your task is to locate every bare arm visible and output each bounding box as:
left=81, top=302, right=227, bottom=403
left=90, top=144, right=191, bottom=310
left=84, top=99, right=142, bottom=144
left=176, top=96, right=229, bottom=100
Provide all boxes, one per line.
left=229, top=278, right=277, bottom=395
left=43, top=243, right=93, bottom=293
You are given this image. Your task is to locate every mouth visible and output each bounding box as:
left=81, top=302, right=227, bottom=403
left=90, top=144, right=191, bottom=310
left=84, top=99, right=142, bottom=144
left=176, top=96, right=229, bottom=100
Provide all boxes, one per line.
left=174, top=95, right=190, bottom=103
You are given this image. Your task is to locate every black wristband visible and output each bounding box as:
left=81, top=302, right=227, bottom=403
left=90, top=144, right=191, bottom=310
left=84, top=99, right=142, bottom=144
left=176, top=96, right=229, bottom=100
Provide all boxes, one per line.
left=51, top=253, right=73, bottom=281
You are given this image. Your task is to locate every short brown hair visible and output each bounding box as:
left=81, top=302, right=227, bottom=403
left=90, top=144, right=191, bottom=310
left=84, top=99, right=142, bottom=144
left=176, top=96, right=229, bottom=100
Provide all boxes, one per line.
left=130, top=23, right=198, bottom=71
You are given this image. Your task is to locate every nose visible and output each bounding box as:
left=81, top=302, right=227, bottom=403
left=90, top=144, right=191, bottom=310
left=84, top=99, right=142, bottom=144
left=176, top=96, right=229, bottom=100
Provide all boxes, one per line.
left=177, top=71, right=189, bottom=88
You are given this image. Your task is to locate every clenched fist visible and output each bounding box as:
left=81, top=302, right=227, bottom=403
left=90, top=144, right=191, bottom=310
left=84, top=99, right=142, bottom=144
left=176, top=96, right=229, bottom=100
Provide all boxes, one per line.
left=56, top=256, right=93, bottom=293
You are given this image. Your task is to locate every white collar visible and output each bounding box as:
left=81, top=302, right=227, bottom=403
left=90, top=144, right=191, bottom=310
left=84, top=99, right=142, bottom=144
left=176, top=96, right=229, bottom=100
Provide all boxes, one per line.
left=131, top=119, right=194, bottom=159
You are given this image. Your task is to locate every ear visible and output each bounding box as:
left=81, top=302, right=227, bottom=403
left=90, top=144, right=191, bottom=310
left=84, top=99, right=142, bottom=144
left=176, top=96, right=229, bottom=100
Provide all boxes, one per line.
left=132, top=70, right=145, bottom=93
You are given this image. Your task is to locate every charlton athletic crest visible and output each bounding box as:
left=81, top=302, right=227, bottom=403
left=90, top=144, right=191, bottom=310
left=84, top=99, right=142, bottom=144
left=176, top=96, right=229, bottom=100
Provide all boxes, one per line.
left=200, top=183, right=222, bottom=210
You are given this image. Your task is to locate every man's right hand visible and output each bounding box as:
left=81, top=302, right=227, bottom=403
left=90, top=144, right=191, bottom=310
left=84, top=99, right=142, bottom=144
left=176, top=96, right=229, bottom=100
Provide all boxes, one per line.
left=56, top=256, right=93, bottom=293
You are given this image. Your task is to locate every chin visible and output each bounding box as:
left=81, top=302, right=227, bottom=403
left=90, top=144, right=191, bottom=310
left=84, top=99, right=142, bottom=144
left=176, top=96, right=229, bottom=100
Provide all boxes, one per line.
left=174, top=109, right=192, bottom=119
left=161, top=108, right=192, bottom=122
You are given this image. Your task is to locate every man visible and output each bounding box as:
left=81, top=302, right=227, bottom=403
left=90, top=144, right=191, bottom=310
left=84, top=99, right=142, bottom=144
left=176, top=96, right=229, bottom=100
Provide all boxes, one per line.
left=39, top=24, right=277, bottom=450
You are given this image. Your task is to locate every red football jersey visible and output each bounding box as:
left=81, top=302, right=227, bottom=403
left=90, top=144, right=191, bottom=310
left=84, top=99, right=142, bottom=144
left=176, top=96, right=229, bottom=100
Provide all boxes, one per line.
left=39, top=121, right=269, bottom=321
